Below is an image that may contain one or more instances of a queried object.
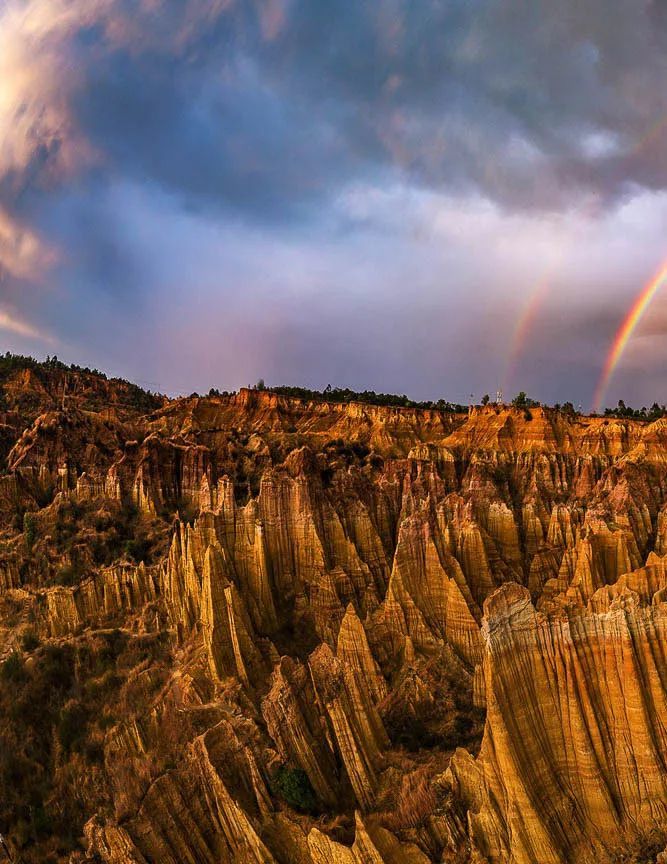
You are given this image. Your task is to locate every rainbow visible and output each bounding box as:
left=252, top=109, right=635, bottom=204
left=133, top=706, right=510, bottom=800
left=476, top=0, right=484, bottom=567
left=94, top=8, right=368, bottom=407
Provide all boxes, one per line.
left=503, top=280, right=550, bottom=394
left=501, top=117, right=667, bottom=395
left=592, top=260, right=667, bottom=413
left=631, top=113, right=667, bottom=156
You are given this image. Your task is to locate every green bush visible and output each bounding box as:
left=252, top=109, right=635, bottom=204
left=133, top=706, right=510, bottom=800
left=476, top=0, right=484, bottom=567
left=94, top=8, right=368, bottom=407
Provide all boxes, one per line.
left=491, top=464, right=511, bottom=486
left=273, top=766, right=317, bottom=813
left=54, top=563, right=84, bottom=587
left=0, top=641, right=84, bottom=857
left=40, top=645, right=75, bottom=694
left=21, top=631, right=40, bottom=652
left=57, top=702, right=89, bottom=753
left=124, top=536, right=151, bottom=562
left=512, top=391, right=539, bottom=410
left=1, top=652, right=26, bottom=683
left=31, top=804, right=53, bottom=840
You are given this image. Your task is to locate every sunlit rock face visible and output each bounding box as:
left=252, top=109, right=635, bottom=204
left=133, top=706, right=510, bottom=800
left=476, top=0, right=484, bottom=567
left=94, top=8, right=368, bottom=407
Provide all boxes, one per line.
left=447, top=582, right=667, bottom=864
left=3, top=363, right=667, bottom=863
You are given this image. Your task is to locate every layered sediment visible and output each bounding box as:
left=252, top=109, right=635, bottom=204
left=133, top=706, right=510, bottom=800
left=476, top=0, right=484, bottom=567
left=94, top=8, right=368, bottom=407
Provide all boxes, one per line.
left=2, top=363, right=667, bottom=864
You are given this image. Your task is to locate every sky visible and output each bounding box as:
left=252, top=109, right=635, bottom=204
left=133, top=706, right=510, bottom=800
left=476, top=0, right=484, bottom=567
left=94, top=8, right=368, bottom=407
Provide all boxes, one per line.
left=2, top=0, right=667, bottom=408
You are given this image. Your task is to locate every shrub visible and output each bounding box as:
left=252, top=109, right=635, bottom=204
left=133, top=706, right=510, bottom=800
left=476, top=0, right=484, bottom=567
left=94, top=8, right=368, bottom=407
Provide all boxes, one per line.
left=512, top=391, right=539, bottom=409
left=124, top=536, right=151, bottom=562
left=57, top=702, right=89, bottom=753
left=21, top=630, right=40, bottom=652
left=40, top=645, right=75, bottom=694
left=273, top=766, right=317, bottom=813
left=84, top=740, right=104, bottom=764
left=0, top=641, right=79, bottom=856
left=1, top=651, right=26, bottom=683
left=31, top=804, right=53, bottom=840
left=351, top=442, right=370, bottom=460
left=54, top=563, right=84, bottom=587
left=491, top=464, right=511, bottom=486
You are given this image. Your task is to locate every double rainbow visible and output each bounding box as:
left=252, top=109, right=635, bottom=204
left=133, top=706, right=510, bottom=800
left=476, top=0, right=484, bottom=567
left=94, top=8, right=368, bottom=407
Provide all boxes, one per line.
left=592, top=260, right=667, bottom=413
left=502, top=114, right=667, bottom=403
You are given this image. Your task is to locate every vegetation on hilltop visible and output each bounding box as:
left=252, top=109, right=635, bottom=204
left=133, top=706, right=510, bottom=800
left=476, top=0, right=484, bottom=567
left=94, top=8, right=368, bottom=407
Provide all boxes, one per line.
left=253, top=381, right=469, bottom=412
left=0, top=353, right=163, bottom=414
left=254, top=382, right=667, bottom=418
left=603, top=400, right=667, bottom=420
left=4, top=353, right=667, bottom=419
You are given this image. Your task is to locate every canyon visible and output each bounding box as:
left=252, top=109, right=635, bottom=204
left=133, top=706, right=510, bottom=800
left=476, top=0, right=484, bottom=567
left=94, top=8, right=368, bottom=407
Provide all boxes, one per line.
left=2, top=358, right=667, bottom=863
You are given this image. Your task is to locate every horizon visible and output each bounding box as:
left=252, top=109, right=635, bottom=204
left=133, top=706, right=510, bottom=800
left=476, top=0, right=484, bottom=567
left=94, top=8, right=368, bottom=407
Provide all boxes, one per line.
left=4, top=350, right=666, bottom=416
left=2, top=2, right=667, bottom=407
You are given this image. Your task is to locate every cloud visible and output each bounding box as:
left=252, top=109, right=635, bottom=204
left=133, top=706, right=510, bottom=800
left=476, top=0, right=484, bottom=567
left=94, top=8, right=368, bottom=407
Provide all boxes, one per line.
left=0, top=306, right=54, bottom=343
left=0, top=0, right=99, bottom=192
left=6, top=0, right=667, bottom=227
left=255, top=0, right=667, bottom=209
left=3, top=0, right=667, bottom=289
left=0, top=207, right=56, bottom=281
left=0, top=0, right=254, bottom=209
left=3, top=0, right=667, bottom=408
left=257, top=0, right=290, bottom=41
left=24, top=176, right=662, bottom=408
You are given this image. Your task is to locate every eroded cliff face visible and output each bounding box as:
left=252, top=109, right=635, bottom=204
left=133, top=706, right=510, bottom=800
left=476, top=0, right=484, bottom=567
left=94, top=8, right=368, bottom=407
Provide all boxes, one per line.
left=2, top=364, right=667, bottom=864
left=446, top=581, right=667, bottom=864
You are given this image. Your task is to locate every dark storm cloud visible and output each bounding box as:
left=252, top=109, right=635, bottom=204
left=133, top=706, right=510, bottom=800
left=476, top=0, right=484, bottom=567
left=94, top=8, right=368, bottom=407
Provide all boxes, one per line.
left=70, top=1, right=667, bottom=215
left=7, top=0, right=667, bottom=225
left=72, top=52, right=354, bottom=221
